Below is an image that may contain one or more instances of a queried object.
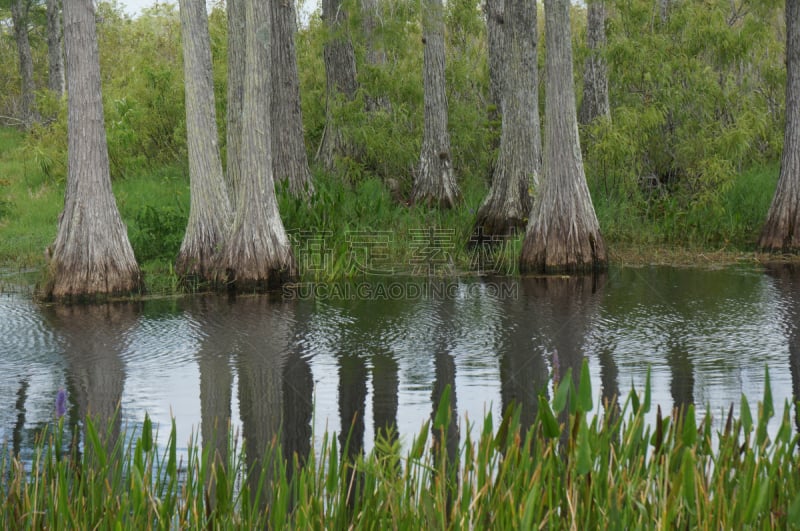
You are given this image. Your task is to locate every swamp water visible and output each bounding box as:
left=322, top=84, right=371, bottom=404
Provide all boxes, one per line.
left=1, top=265, right=799, bottom=463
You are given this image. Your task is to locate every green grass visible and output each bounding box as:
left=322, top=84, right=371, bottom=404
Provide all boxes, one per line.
left=3, top=362, right=800, bottom=529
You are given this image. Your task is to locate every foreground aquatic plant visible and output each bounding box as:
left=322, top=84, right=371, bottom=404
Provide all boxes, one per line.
left=2, top=362, right=800, bottom=529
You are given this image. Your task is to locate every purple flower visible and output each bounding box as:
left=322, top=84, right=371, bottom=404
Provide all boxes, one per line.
left=55, top=388, right=67, bottom=418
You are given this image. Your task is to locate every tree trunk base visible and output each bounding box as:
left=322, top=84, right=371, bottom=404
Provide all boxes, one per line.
left=758, top=212, right=800, bottom=253
left=42, top=262, right=143, bottom=303
left=519, top=222, right=607, bottom=274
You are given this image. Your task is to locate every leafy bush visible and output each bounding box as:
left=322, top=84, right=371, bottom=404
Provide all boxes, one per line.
left=129, top=204, right=187, bottom=264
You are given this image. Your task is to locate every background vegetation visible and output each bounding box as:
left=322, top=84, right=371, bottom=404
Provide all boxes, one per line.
left=0, top=0, right=789, bottom=288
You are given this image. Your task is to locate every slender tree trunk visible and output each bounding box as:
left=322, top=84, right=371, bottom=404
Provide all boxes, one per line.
left=217, top=0, right=297, bottom=291
left=45, top=0, right=143, bottom=301
left=317, top=0, right=360, bottom=173
left=11, top=0, right=37, bottom=127
left=226, top=0, right=245, bottom=205
left=485, top=0, right=504, bottom=129
left=271, top=0, right=314, bottom=197
left=472, top=0, right=540, bottom=240
left=759, top=0, right=800, bottom=252
left=578, top=0, right=610, bottom=125
left=413, top=0, right=460, bottom=208
left=519, top=0, right=607, bottom=273
left=361, top=0, right=390, bottom=112
left=46, top=0, right=65, bottom=97
left=176, top=0, right=231, bottom=282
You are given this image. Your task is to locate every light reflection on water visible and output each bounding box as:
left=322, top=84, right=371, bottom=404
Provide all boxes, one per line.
left=0, top=265, right=799, bottom=465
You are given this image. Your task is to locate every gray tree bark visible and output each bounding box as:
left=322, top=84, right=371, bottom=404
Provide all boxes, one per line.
left=578, top=0, right=610, bottom=125
left=46, top=0, right=65, bottom=97
left=317, top=0, right=360, bottom=173
left=217, top=0, right=297, bottom=291
left=361, top=0, right=390, bottom=112
left=271, top=0, right=314, bottom=197
left=759, top=0, right=800, bottom=252
left=473, top=0, right=540, bottom=239
left=176, top=0, right=231, bottom=282
left=226, top=0, right=245, bottom=205
left=45, top=0, right=143, bottom=301
left=519, top=0, right=607, bottom=273
left=413, top=0, right=460, bottom=208
left=11, top=0, right=37, bottom=127
left=485, top=0, right=504, bottom=126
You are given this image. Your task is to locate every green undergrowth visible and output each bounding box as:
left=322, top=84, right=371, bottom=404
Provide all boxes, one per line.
left=3, top=362, right=800, bottom=528
left=0, top=125, right=783, bottom=296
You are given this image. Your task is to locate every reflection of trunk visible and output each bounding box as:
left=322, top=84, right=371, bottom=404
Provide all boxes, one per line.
left=185, top=296, right=234, bottom=499
left=496, top=277, right=548, bottom=431
left=44, top=304, right=138, bottom=458
left=13, top=378, right=29, bottom=457
left=520, top=274, right=606, bottom=446
left=764, top=264, right=800, bottom=437
left=338, top=354, right=368, bottom=460
left=430, top=297, right=458, bottom=516
left=235, top=296, right=293, bottom=511
left=282, top=346, right=313, bottom=482
left=372, top=351, right=399, bottom=443
left=338, top=352, right=367, bottom=511
left=595, top=336, right=620, bottom=418
left=665, top=337, right=694, bottom=413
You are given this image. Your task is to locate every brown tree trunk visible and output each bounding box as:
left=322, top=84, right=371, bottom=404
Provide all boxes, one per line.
left=176, top=0, right=231, bottom=282
left=317, top=0, right=360, bottom=173
left=11, top=0, right=37, bottom=127
left=759, top=0, right=800, bottom=253
left=47, top=0, right=65, bottom=97
left=473, top=0, right=541, bottom=240
left=226, top=0, right=245, bottom=205
left=45, top=0, right=143, bottom=301
left=578, top=0, right=610, bottom=125
left=217, top=0, right=297, bottom=291
left=413, top=0, right=460, bottom=208
left=519, top=0, right=607, bottom=274
left=271, top=0, right=314, bottom=197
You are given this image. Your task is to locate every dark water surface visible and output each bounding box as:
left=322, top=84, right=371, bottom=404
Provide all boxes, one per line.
left=2, top=265, right=799, bottom=462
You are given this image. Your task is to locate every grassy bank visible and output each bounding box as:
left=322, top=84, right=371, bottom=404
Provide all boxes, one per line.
left=2, top=363, right=799, bottom=528
left=0, top=126, right=782, bottom=295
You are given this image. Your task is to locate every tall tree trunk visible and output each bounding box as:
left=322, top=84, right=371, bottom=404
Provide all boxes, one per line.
left=578, top=0, right=610, bottom=125
left=485, top=0, right=504, bottom=133
left=46, top=0, right=65, bottom=97
left=271, top=0, right=314, bottom=197
left=217, top=0, right=297, bottom=291
left=361, top=0, right=390, bottom=112
left=519, top=0, right=607, bottom=273
left=226, top=0, right=245, bottom=205
left=472, top=0, right=540, bottom=240
left=45, top=0, right=143, bottom=301
left=759, top=0, right=800, bottom=252
left=176, top=0, right=231, bottom=282
left=11, top=0, right=37, bottom=127
left=317, top=0, right=360, bottom=173
left=413, top=0, right=460, bottom=208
